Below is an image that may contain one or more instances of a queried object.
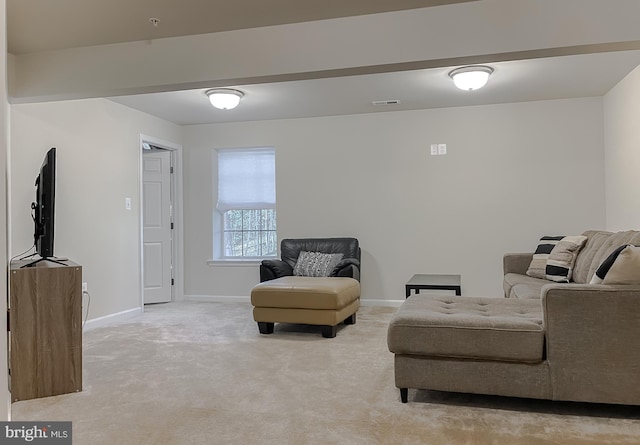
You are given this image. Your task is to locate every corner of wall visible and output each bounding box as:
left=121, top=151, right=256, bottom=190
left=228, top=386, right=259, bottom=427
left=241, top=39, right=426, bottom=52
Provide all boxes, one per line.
left=603, top=64, right=640, bottom=231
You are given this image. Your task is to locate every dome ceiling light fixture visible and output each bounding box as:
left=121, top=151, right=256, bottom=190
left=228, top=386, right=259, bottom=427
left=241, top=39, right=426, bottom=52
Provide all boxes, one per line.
left=448, top=65, right=494, bottom=91
left=205, top=88, right=245, bottom=110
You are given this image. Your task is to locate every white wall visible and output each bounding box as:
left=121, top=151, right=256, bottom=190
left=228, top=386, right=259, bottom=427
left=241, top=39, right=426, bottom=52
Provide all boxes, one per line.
left=603, top=64, right=640, bottom=231
left=183, top=97, right=606, bottom=302
left=10, top=98, right=181, bottom=320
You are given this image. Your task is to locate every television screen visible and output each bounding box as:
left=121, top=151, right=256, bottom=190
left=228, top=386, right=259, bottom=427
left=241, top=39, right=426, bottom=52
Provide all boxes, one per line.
left=36, top=147, right=56, bottom=258
left=34, top=147, right=56, bottom=259
left=22, top=147, right=65, bottom=268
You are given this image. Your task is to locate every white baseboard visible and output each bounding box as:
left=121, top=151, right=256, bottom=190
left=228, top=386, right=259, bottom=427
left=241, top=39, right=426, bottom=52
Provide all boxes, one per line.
left=83, top=307, right=143, bottom=331
left=360, top=298, right=404, bottom=307
left=184, top=295, right=251, bottom=303
left=183, top=294, right=403, bottom=307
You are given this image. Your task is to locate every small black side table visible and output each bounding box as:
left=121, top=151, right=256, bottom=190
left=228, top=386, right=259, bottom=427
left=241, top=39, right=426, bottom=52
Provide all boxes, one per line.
left=405, top=274, right=461, bottom=298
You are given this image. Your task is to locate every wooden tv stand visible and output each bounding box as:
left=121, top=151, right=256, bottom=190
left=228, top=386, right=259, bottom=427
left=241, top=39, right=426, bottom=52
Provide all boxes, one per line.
left=9, top=259, right=82, bottom=401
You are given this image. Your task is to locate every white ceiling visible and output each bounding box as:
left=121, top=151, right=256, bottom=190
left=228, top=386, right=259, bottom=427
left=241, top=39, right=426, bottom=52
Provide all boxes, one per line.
left=8, top=0, right=640, bottom=126
left=109, top=51, right=640, bottom=125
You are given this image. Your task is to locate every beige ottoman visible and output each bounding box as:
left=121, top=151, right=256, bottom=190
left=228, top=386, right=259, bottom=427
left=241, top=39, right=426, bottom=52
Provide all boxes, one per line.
left=251, top=276, right=360, bottom=338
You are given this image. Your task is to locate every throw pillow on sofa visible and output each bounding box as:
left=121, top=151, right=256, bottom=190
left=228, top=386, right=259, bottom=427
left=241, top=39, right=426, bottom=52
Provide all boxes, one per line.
left=590, top=244, right=640, bottom=284
left=527, top=236, right=565, bottom=279
left=545, top=235, right=588, bottom=282
left=293, top=251, right=344, bottom=277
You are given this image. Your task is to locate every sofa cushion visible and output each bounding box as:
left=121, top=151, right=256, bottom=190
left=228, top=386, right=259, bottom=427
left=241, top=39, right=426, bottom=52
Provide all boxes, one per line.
left=526, top=236, right=564, bottom=279
left=510, top=283, right=546, bottom=299
left=503, top=273, right=547, bottom=298
left=575, top=230, right=640, bottom=284
left=251, top=276, right=360, bottom=310
left=590, top=244, right=626, bottom=284
left=572, top=231, right=613, bottom=284
left=590, top=245, right=640, bottom=285
left=545, top=235, right=587, bottom=283
left=281, top=238, right=359, bottom=268
left=293, top=251, right=343, bottom=277
left=387, top=296, right=544, bottom=363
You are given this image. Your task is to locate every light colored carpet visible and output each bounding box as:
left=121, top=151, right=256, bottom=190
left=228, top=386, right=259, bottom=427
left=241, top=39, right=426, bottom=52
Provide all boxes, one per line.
left=11, top=302, right=640, bottom=444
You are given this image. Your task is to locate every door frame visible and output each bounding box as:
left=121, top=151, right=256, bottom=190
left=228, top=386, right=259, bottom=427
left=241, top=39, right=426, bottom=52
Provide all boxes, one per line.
left=139, top=134, right=184, bottom=308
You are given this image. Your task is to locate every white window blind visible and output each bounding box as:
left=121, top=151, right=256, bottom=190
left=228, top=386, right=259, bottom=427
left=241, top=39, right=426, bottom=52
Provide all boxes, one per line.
left=216, top=148, right=275, bottom=211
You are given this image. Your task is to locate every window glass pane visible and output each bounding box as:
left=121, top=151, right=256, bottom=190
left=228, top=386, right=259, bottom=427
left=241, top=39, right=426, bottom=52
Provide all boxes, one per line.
left=262, top=230, right=278, bottom=257
left=224, top=231, right=243, bottom=257
left=243, top=231, right=260, bottom=257
left=224, top=210, right=243, bottom=230
left=242, top=209, right=261, bottom=231
left=263, top=209, right=276, bottom=230
left=221, top=209, right=277, bottom=258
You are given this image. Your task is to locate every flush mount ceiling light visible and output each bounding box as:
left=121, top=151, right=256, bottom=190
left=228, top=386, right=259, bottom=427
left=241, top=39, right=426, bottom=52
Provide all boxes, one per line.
left=205, top=88, right=245, bottom=110
left=448, top=65, right=494, bottom=91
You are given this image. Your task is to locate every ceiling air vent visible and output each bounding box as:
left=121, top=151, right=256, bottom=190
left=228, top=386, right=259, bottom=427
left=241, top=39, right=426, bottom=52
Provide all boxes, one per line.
left=371, top=100, right=400, bottom=106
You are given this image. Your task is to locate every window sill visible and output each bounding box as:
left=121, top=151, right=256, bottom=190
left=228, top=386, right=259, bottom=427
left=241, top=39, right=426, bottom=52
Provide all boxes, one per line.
left=207, top=259, right=266, bottom=267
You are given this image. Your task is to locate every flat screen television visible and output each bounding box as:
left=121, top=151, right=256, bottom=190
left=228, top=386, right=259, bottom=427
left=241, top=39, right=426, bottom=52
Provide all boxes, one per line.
left=23, top=147, right=63, bottom=267
left=35, top=147, right=56, bottom=257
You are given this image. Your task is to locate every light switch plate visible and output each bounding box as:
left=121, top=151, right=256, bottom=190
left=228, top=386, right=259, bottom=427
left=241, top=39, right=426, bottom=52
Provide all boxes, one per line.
left=125, top=197, right=132, bottom=210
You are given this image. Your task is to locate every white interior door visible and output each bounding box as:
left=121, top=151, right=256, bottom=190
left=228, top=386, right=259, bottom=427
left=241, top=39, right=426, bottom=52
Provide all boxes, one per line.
left=143, top=149, right=172, bottom=304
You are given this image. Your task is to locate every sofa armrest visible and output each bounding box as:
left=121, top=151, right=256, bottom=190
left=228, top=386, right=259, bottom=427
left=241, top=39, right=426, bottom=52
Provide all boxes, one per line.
left=503, top=253, right=533, bottom=275
left=542, top=283, right=640, bottom=404
left=259, top=259, right=293, bottom=282
left=331, top=258, right=360, bottom=281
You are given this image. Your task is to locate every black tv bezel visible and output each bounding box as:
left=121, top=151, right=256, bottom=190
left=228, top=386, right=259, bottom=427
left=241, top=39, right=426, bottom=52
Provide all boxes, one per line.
left=35, top=147, right=56, bottom=258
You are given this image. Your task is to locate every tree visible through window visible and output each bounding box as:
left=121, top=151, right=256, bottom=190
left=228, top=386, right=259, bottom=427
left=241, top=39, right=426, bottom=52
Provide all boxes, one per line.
left=223, top=209, right=277, bottom=257
left=216, top=148, right=276, bottom=259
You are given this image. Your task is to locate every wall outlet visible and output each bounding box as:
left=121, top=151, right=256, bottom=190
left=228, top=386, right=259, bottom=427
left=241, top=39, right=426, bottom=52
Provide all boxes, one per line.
left=431, top=143, right=447, bottom=155
left=82, top=282, right=88, bottom=292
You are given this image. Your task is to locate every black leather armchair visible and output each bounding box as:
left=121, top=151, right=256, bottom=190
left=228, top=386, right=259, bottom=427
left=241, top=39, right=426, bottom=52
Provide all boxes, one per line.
left=260, top=237, right=361, bottom=282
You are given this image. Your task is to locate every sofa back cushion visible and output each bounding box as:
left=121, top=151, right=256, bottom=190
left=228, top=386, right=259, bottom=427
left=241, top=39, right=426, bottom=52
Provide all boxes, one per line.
left=572, top=231, right=612, bottom=284
left=280, top=237, right=360, bottom=268
left=573, top=230, right=640, bottom=284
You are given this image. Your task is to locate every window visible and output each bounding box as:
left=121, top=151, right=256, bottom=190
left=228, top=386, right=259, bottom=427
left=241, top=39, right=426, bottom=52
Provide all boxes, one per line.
left=216, top=148, right=276, bottom=259
left=222, top=209, right=277, bottom=257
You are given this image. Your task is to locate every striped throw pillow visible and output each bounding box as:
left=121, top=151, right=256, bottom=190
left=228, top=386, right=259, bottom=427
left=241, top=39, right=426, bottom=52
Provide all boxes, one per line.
left=590, top=244, right=640, bottom=284
left=527, top=236, right=565, bottom=279
left=545, top=235, right=588, bottom=282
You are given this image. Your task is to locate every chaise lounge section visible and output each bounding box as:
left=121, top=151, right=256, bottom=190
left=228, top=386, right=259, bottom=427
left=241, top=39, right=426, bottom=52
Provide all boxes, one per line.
left=388, top=230, right=640, bottom=405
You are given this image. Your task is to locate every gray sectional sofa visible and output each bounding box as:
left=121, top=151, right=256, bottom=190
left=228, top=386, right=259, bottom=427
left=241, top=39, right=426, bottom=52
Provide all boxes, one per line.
left=504, top=229, right=640, bottom=299
left=388, top=230, right=640, bottom=405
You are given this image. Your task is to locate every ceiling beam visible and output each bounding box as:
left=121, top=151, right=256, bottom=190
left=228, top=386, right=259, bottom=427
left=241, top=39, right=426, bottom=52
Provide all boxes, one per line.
left=9, top=0, right=640, bottom=103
